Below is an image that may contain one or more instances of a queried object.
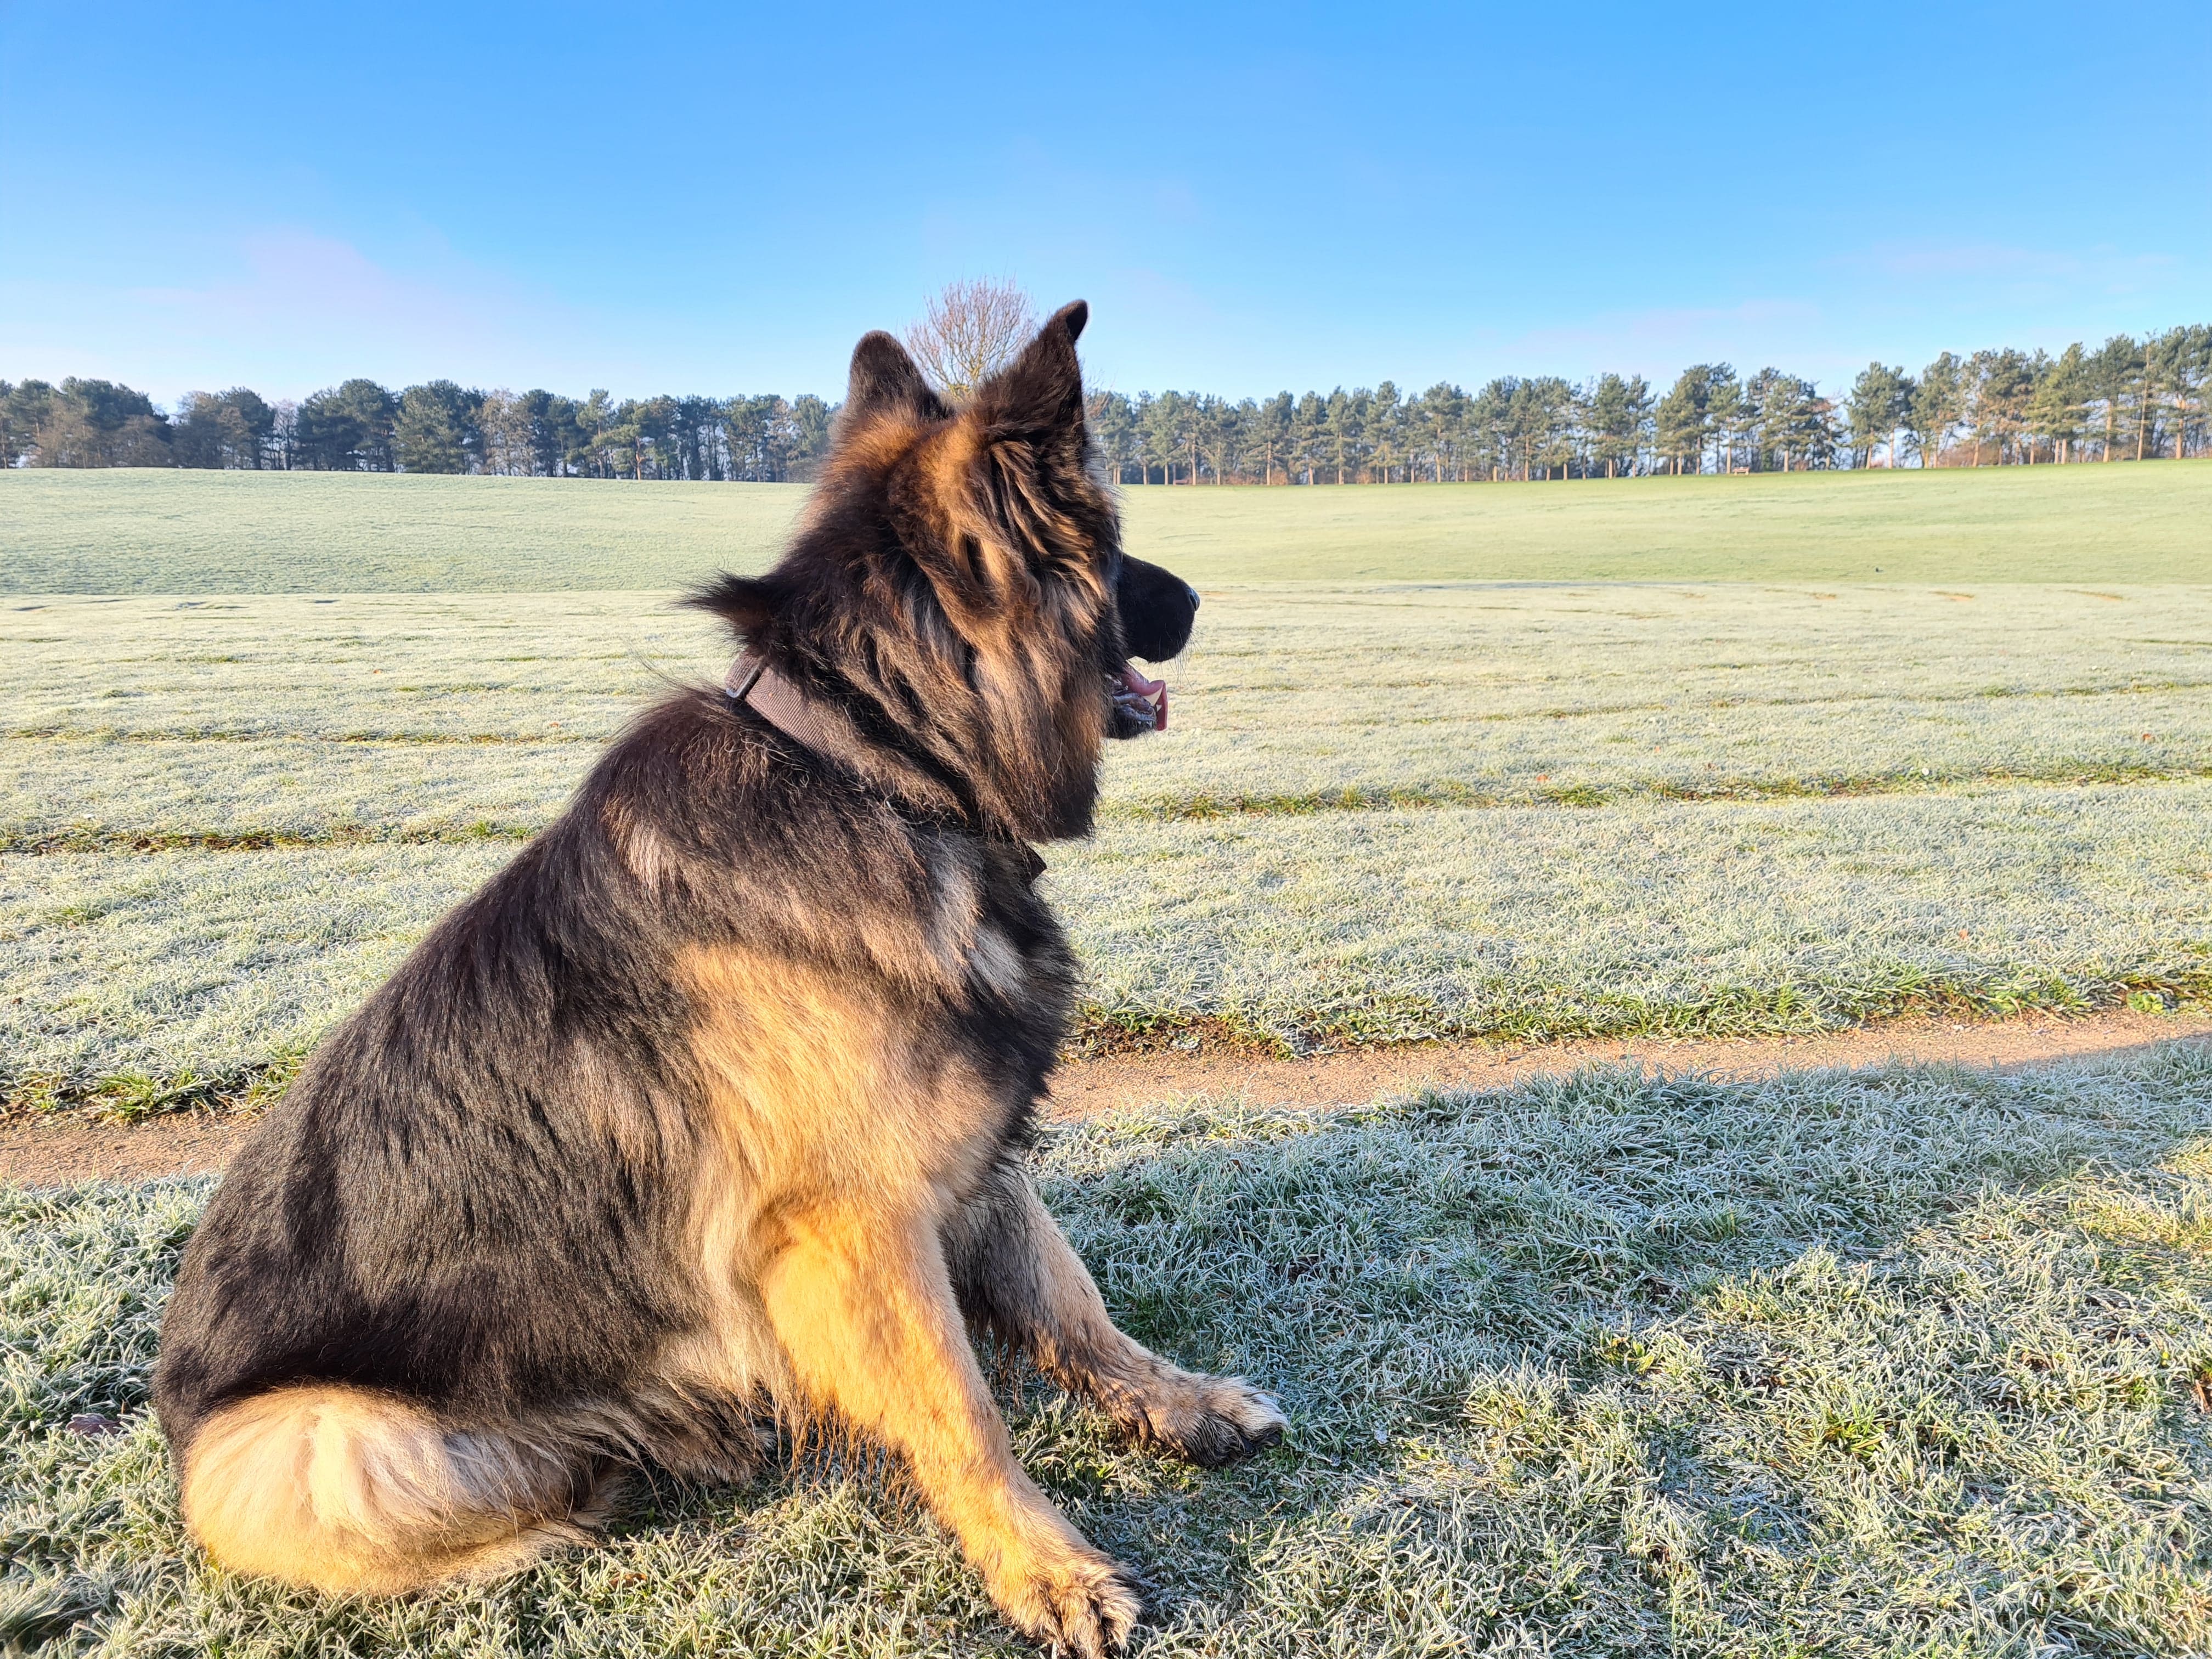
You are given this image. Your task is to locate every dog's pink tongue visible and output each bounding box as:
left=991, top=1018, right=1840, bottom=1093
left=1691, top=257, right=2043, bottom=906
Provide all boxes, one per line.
left=1119, top=665, right=1169, bottom=731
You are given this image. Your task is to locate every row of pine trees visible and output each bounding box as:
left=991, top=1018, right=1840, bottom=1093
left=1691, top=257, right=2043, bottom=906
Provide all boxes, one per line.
left=5, top=326, right=2205, bottom=482
left=0, top=379, right=836, bottom=482
left=1091, top=329, right=2210, bottom=482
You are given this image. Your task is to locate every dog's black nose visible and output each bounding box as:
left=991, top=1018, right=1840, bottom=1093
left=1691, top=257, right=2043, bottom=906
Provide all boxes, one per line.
left=1117, top=556, right=1198, bottom=661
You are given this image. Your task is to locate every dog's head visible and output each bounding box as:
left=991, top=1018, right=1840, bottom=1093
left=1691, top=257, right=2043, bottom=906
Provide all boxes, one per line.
left=692, top=301, right=1198, bottom=841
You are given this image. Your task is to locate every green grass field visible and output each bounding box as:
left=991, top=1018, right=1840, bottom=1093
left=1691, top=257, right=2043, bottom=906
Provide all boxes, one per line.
left=5, top=467, right=2212, bottom=1653
left=5, top=575, right=2210, bottom=1102
left=5, top=460, right=2210, bottom=591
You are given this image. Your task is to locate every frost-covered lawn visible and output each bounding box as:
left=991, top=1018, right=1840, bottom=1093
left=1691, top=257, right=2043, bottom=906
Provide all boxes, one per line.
left=7, top=1053, right=2212, bottom=1655
left=4, top=460, right=2209, bottom=590
left=8, top=584, right=2212, bottom=824
left=6, top=585, right=2211, bottom=1099
left=5, top=469, right=2212, bottom=1655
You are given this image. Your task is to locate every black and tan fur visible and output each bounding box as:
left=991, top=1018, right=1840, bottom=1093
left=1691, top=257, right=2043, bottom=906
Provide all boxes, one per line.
left=154, top=302, right=1280, bottom=1656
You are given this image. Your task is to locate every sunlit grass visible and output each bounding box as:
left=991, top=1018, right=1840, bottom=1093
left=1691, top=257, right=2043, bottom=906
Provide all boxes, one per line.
left=7, top=585, right=2211, bottom=838
left=6, top=584, right=2212, bottom=1104
left=5, top=461, right=2210, bottom=590
left=7, top=470, right=2212, bottom=1652
left=7, top=780, right=2211, bottom=1096
left=8, top=1051, right=2212, bottom=1654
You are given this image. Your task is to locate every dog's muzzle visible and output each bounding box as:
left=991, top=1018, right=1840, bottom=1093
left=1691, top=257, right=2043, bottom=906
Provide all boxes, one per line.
left=1109, top=567, right=1197, bottom=738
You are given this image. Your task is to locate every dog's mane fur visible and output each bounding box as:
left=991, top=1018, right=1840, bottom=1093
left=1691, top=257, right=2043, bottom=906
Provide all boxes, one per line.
left=690, top=300, right=1126, bottom=843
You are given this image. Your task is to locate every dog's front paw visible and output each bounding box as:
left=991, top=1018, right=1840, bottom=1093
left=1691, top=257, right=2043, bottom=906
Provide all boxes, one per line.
left=992, top=1544, right=1142, bottom=1658
left=1133, top=1372, right=1286, bottom=1469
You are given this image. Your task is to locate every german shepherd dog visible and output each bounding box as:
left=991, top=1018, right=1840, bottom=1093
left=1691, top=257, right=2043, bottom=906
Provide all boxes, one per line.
left=154, top=303, right=1282, bottom=1656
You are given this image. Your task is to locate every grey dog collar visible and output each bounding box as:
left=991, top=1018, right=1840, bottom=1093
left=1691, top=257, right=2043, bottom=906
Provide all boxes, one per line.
left=724, top=647, right=884, bottom=775
left=723, top=648, right=964, bottom=820
left=722, top=649, right=1043, bottom=882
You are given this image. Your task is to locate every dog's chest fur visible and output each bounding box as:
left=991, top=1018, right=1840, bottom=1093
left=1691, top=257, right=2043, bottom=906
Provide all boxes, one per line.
left=676, top=834, right=1069, bottom=1197
left=659, top=825, right=1074, bottom=1403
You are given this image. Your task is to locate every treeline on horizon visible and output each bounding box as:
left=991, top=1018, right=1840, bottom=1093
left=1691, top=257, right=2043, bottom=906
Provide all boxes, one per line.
left=5, top=324, right=2207, bottom=483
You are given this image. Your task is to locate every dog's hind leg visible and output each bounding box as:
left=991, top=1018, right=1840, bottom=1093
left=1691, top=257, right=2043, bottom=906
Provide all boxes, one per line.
left=178, top=1385, right=604, bottom=1594
left=757, top=1199, right=1141, bottom=1659
left=944, top=1164, right=1286, bottom=1469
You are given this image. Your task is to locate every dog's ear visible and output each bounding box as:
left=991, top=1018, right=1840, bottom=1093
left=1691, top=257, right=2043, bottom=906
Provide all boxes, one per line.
left=966, top=301, right=1088, bottom=450
left=684, top=572, right=777, bottom=636
left=909, top=302, right=1108, bottom=627
left=845, top=331, right=947, bottom=425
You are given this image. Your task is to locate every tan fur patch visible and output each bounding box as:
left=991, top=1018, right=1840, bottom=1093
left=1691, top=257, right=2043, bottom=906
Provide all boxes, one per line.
left=660, top=942, right=1017, bottom=1416
left=179, top=1385, right=589, bottom=1594
left=969, top=924, right=1026, bottom=997
left=603, top=798, right=678, bottom=891
left=676, top=943, right=1009, bottom=1205
left=664, top=944, right=1138, bottom=1624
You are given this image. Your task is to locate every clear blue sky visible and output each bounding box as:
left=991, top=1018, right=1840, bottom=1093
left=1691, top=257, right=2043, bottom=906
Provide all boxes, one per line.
left=2, top=1, right=2203, bottom=404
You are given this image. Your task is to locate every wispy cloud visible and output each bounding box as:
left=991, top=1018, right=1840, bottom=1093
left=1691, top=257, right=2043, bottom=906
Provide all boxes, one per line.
left=128, top=231, right=489, bottom=337
left=1846, top=240, right=2180, bottom=290
left=1498, top=297, right=1825, bottom=364
left=0, top=230, right=625, bottom=401
left=1451, top=297, right=1841, bottom=385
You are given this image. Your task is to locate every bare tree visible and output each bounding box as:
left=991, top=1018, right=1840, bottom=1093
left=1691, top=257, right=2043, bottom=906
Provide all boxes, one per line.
left=903, top=278, right=1038, bottom=399
left=477, top=390, right=535, bottom=476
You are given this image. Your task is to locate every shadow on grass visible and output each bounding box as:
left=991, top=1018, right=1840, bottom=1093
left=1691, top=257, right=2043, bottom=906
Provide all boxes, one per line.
left=5, top=1041, right=2211, bottom=1655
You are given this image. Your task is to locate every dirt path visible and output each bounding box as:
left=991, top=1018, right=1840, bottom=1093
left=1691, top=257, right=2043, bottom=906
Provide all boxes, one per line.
left=6, top=1009, right=2209, bottom=1188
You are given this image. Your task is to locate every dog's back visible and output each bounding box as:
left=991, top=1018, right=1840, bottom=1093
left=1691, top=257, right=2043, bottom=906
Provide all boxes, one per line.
left=155, top=684, right=1067, bottom=1588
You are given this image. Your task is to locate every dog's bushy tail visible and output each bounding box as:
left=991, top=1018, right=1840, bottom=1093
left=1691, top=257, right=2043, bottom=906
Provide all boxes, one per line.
left=179, top=1385, right=605, bottom=1594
